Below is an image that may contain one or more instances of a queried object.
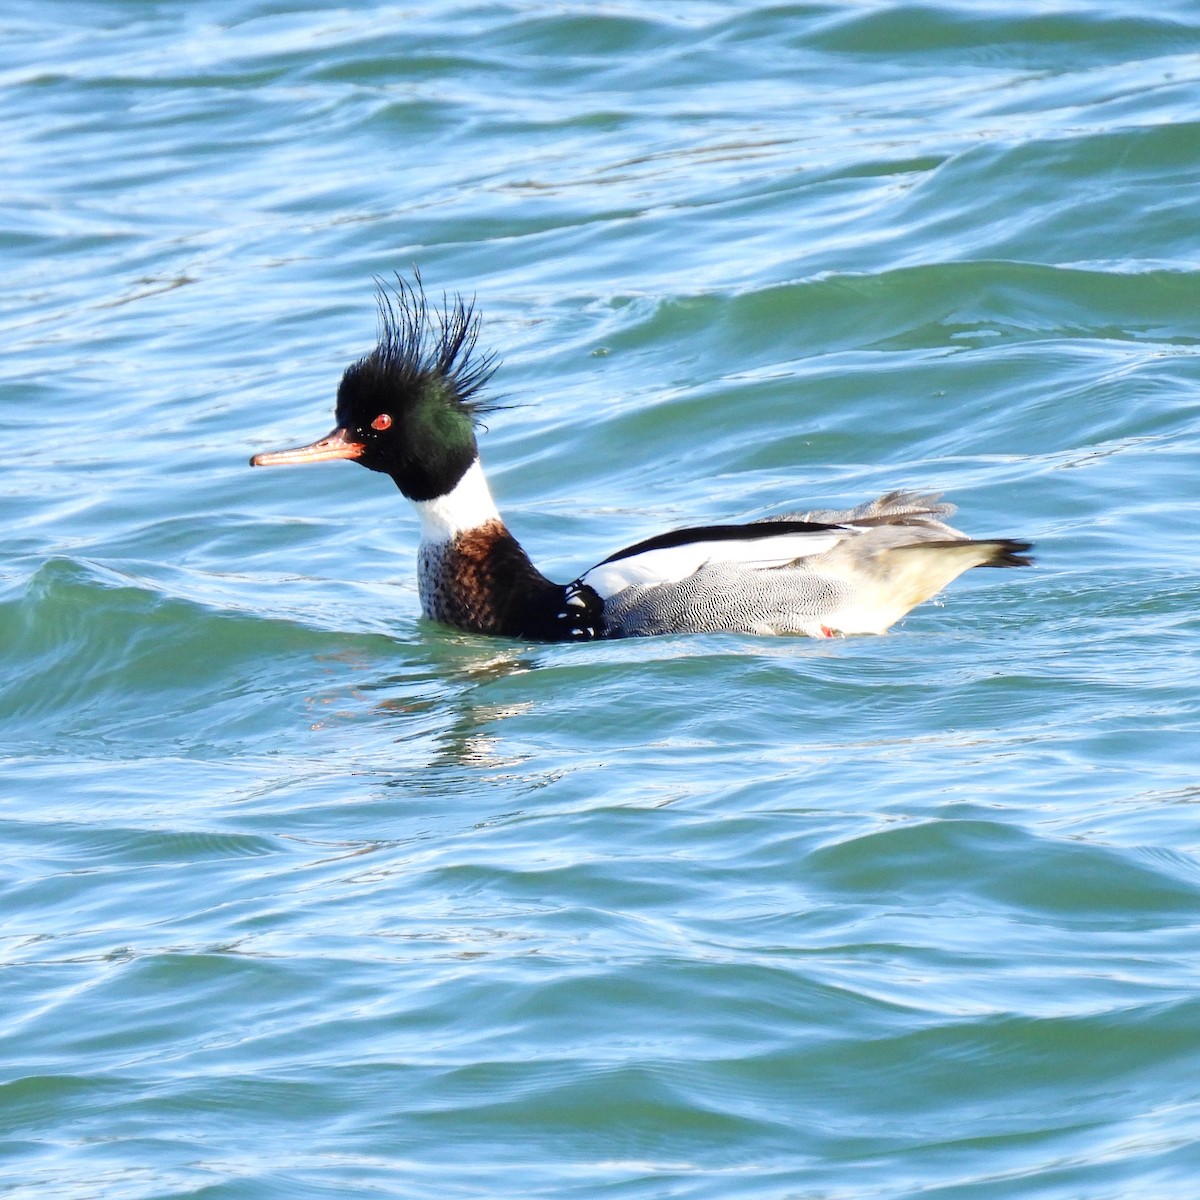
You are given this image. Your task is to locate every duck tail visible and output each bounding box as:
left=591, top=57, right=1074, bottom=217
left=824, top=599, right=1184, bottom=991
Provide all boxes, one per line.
left=914, top=538, right=1034, bottom=568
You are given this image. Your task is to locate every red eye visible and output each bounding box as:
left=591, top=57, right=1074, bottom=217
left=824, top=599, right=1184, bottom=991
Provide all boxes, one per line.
left=371, top=414, right=393, bottom=431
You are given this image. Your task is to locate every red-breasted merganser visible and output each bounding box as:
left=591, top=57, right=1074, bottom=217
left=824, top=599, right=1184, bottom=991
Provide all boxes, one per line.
left=251, top=277, right=1032, bottom=641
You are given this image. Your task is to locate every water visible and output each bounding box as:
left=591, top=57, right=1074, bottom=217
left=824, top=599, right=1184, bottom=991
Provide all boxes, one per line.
left=4, top=2, right=1200, bottom=1196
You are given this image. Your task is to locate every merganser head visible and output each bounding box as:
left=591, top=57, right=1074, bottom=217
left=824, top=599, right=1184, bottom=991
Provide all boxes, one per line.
left=251, top=274, right=499, bottom=502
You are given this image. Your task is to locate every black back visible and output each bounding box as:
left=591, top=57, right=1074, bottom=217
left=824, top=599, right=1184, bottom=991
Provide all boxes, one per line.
left=594, top=519, right=842, bottom=568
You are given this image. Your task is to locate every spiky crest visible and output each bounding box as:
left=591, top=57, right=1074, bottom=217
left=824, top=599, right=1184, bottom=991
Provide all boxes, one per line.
left=372, top=271, right=500, bottom=423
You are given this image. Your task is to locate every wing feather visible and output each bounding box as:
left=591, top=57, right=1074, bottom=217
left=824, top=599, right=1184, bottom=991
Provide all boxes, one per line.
left=581, top=527, right=847, bottom=599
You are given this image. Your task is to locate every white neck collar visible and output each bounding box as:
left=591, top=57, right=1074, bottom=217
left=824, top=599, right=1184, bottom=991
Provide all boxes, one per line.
left=413, top=458, right=502, bottom=543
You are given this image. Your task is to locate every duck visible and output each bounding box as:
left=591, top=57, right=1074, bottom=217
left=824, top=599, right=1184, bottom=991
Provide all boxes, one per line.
left=251, top=276, right=1032, bottom=642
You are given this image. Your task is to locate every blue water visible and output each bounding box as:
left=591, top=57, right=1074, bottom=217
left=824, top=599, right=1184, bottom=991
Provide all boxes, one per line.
left=4, top=2, right=1200, bottom=1197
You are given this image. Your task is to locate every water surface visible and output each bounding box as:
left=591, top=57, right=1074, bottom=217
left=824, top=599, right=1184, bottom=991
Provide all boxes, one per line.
left=3, top=2, right=1200, bottom=1197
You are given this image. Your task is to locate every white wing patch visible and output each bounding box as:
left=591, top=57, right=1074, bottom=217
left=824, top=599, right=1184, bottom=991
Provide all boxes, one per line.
left=581, top=529, right=847, bottom=599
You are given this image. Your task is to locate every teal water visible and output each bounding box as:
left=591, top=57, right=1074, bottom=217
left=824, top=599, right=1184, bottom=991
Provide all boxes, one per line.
left=4, top=2, right=1200, bottom=1196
